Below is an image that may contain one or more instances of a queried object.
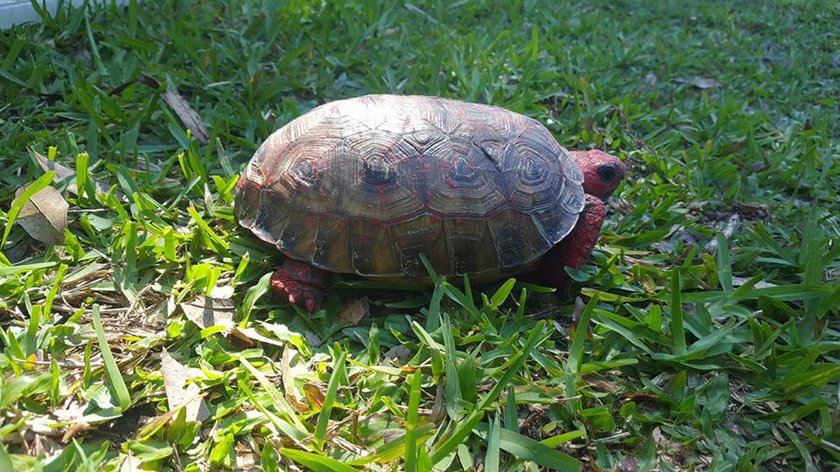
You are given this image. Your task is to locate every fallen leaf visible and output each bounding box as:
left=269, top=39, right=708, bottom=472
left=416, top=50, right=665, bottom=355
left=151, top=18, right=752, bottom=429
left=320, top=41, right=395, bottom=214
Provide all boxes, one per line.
left=303, top=382, right=326, bottom=409
left=235, top=446, right=258, bottom=470
left=181, top=296, right=286, bottom=347
left=234, top=326, right=287, bottom=347
left=705, top=214, right=741, bottom=254
left=280, top=347, right=309, bottom=406
left=61, top=421, right=91, bottom=443
left=288, top=394, right=310, bottom=414
left=23, top=432, right=61, bottom=459
left=181, top=296, right=235, bottom=331
left=162, top=87, right=209, bottom=144
left=160, top=349, right=209, bottom=422
left=119, top=453, right=143, bottom=472
left=32, top=151, right=75, bottom=187
left=383, top=345, right=412, bottom=363
left=691, top=77, right=719, bottom=89
left=731, top=277, right=777, bottom=290
left=209, top=285, right=234, bottom=299
left=304, top=331, right=322, bottom=347
left=32, top=150, right=115, bottom=196
left=338, top=297, right=370, bottom=326
left=620, top=456, right=638, bottom=472
left=13, top=184, right=68, bottom=244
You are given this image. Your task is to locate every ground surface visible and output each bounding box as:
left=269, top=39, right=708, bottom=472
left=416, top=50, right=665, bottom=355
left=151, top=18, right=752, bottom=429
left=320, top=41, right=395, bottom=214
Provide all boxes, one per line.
left=1, top=1, right=838, bottom=470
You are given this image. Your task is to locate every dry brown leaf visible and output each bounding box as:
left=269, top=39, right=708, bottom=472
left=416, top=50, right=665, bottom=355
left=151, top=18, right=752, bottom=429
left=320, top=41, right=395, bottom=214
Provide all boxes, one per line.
left=181, top=296, right=286, bottom=347
left=181, top=296, right=235, bottom=331
left=13, top=184, right=68, bottom=244
left=61, top=421, right=91, bottom=443
left=162, top=88, right=210, bottom=144
left=235, top=445, right=259, bottom=470
left=235, top=326, right=287, bottom=347
left=33, top=151, right=75, bottom=188
left=304, top=331, right=322, bottom=347
left=338, top=297, right=370, bottom=326
left=160, top=349, right=209, bottom=422
left=288, top=395, right=310, bottom=414
left=691, top=77, right=719, bottom=89
left=280, top=347, right=309, bottom=405
left=383, top=345, right=412, bottom=363
left=732, top=276, right=776, bottom=289
left=119, top=453, right=143, bottom=472
left=23, top=432, right=61, bottom=458
left=705, top=214, right=741, bottom=254
left=303, top=382, right=326, bottom=409
left=32, top=150, right=115, bottom=196
left=620, top=456, right=638, bottom=472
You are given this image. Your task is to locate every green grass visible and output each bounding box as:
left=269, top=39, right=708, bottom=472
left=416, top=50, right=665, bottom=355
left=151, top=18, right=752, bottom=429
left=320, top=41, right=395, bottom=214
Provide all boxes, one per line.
left=1, top=0, right=839, bottom=470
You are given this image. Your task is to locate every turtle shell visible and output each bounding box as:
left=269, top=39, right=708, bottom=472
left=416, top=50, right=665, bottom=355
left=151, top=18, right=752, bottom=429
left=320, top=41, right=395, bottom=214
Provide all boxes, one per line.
left=235, top=95, right=585, bottom=282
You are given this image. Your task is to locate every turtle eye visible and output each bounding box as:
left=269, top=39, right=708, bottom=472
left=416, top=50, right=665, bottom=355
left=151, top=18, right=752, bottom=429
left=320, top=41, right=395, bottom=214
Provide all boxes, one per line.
left=596, top=164, right=617, bottom=184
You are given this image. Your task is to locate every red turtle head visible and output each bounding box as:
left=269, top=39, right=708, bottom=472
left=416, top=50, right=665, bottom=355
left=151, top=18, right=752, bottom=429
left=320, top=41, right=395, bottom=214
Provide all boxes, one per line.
left=570, top=149, right=626, bottom=199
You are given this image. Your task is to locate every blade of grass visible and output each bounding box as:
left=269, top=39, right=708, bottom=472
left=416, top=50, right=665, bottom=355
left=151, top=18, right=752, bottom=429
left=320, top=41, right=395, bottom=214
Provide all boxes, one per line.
left=716, top=233, right=733, bottom=292
left=474, top=422, right=580, bottom=471
left=25, top=305, right=41, bottom=357
left=347, top=424, right=436, bottom=466
left=504, top=388, right=517, bottom=432
left=280, top=449, right=360, bottom=472
left=488, top=278, right=516, bottom=309
left=91, top=304, right=130, bottom=411
left=187, top=206, right=229, bottom=251
left=420, top=254, right=444, bottom=332
left=670, top=269, right=687, bottom=355
left=485, top=414, right=501, bottom=472
left=568, top=296, right=598, bottom=376
left=314, top=351, right=347, bottom=452
left=431, top=321, right=546, bottom=464
left=1, top=171, right=55, bottom=249
left=539, top=430, right=586, bottom=447
left=237, top=379, right=308, bottom=445
left=237, top=357, right=308, bottom=433
left=83, top=13, right=107, bottom=76
left=0, top=442, right=12, bottom=472
left=404, top=369, right=423, bottom=472
left=566, top=296, right=598, bottom=413
left=442, top=315, right=463, bottom=419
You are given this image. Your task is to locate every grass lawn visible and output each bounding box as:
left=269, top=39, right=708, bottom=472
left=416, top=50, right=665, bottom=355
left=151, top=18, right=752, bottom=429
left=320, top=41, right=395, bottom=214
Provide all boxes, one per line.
left=1, top=0, right=839, bottom=470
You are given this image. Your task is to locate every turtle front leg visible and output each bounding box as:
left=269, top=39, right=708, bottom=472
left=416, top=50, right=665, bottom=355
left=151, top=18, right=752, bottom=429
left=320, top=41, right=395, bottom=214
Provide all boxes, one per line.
left=529, top=194, right=607, bottom=293
left=270, top=259, right=329, bottom=313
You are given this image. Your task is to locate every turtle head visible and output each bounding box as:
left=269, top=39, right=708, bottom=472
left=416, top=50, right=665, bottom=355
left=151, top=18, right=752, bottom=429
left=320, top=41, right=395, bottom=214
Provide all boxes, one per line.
left=570, top=149, right=626, bottom=199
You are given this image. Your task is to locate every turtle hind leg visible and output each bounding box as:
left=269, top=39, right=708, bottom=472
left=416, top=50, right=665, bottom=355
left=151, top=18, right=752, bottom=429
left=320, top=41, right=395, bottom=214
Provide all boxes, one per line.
left=270, top=259, right=329, bottom=313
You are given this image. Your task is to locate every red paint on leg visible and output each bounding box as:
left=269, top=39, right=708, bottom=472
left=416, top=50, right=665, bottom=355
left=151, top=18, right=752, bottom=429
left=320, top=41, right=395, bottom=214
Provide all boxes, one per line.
left=528, top=195, right=606, bottom=293
left=270, top=259, right=329, bottom=313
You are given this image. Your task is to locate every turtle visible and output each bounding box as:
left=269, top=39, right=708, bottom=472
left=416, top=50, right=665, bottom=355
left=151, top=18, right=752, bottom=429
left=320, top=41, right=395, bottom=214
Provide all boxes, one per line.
left=234, top=94, right=626, bottom=312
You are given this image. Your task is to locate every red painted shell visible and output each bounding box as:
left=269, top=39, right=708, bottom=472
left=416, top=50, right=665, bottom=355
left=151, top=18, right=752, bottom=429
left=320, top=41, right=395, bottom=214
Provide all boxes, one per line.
left=235, top=95, right=585, bottom=281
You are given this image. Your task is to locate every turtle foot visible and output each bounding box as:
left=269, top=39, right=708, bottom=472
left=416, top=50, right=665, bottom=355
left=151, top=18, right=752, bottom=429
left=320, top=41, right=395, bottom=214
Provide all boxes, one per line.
left=524, top=194, right=606, bottom=295
left=270, top=260, right=328, bottom=313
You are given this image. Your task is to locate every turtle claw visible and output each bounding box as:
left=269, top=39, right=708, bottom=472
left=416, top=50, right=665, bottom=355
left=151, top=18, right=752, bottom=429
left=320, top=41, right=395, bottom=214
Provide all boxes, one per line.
left=269, top=260, right=328, bottom=313
left=293, top=295, right=317, bottom=314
